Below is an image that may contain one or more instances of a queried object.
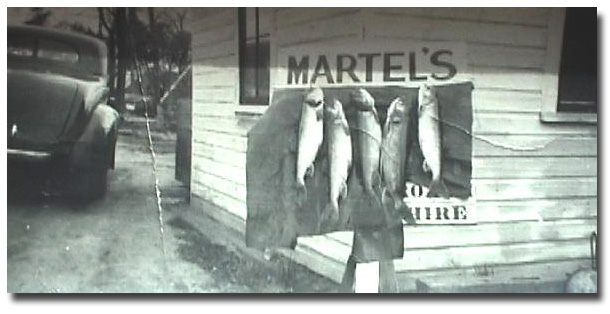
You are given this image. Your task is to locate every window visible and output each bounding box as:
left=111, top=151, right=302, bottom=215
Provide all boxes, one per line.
left=541, top=8, right=597, bottom=123
left=556, top=8, right=597, bottom=113
left=38, top=39, right=79, bottom=64
left=238, top=8, right=270, bottom=105
left=7, top=36, right=34, bottom=57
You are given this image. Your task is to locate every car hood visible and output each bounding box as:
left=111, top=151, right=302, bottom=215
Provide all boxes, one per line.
left=8, top=69, right=84, bottom=150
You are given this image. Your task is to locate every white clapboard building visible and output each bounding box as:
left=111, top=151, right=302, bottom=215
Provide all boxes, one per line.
left=182, top=7, right=597, bottom=292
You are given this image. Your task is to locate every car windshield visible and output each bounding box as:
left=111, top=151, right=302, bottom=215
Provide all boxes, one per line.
left=7, top=31, right=105, bottom=81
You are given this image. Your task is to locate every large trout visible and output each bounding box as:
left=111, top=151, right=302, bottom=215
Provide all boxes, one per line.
left=325, top=98, right=352, bottom=224
left=296, top=87, right=324, bottom=190
left=380, top=96, right=416, bottom=224
left=418, top=84, right=449, bottom=197
left=351, top=88, right=382, bottom=197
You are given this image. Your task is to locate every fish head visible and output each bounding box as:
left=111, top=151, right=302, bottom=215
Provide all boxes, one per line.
left=326, top=98, right=348, bottom=123
left=325, top=98, right=341, bottom=117
left=350, top=88, right=375, bottom=111
left=418, top=84, right=438, bottom=114
left=304, top=87, right=324, bottom=109
left=387, top=97, right=406, bottom=124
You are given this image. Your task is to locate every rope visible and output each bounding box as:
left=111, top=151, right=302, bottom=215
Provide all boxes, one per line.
left=126, top=22, right=192, bottom=275
left=421, top=110, right=557, bottom=152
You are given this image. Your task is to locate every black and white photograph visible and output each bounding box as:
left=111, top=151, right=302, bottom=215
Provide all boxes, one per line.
left=3, top=5, right=599, bottom=296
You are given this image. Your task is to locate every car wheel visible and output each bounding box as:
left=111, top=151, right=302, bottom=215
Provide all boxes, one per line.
left=72, top=167, right=108, bottom=201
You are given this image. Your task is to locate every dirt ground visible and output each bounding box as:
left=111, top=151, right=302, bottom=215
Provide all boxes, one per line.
left=7, top=118, right=338, bottom=293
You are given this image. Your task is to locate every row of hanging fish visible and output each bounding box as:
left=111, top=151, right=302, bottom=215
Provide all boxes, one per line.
left=295, top=85, right=449, bottom=225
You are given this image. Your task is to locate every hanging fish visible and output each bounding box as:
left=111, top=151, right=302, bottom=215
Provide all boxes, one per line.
left=325, top=98, right=352, bottom=224
left=296, top=87, right=325, bottom=191
left=417, top=84, right=449, bottom=198
left=380, top=96, right=416, bottom=224
left=351, top=88, right=382, bottom=197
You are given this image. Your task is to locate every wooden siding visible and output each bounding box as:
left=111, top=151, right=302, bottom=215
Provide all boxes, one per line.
left=185, top=8, right=248, bottom=222
left=187, top=8, right=597, bottom=291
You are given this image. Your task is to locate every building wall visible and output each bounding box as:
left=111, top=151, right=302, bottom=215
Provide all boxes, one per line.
left=186, top=8, right=597, bottom=290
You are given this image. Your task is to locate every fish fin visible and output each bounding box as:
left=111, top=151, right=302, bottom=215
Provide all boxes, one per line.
left=427, top=179, right=450, bottom=198
left=322, top=202, right=340, bottom=231
left=398, top=201, right=417, bottom=225
left=422, top=160, right=430, bottom=173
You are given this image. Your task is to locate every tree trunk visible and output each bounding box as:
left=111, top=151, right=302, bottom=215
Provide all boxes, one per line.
left=114, top=8, right=128, bottom=114
left=148, top=7, right=160, bottom=118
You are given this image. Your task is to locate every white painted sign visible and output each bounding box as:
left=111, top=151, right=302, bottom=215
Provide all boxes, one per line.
left=403, top=183, right=476, bottom=225
left=275, top=40, right=468, bottom=88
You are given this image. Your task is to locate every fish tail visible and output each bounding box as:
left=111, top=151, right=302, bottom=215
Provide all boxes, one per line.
left=427, top=179, right=450, bottom=198
left=322, top=201, right=340, bottom=230
left=397, top=200, right=417, bottom=225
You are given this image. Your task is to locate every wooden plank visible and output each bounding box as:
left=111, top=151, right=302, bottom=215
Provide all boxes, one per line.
left=192, top=101, right=237, bottom=117
left=473, top=112, right=598, bottom=135
left=276, top=8, right=360, bottom=28
left=192, top=155, right=246, bottom=186
left=187, top=8, right=235, bottom=34
left=190, top=194, right=246, bottom=234
left=192, top=54, right=236, bottom=70
left=472, top=90, right=542, bottom=113
left=297, top=234, right=592, bottom=272
left=367, top=15, right=547, bottom=48
left=472, top=156, right=597, bottom=178
left=192, top=178, right=247, bottom=219
left=191, top=24, right=234, bottom=47
left=405, top=259, right=589, bottom=293
left=191, top=169, right=247, bottom=204
left=192, top=143, right=246, bottom=170
left=468, top=44, right=546, bottom=69
left=473, top=135, right=597, bottom=157
left=283, top=244, right=346, bottom=284
left=297, top=234, right=352, bottom=264
left=192, top=115, right=256, bottom=137
left=192, top=130, right=247, bottom=153
left=192, top=61, right=236, bottom=77
left=192, top=86, right=236, bottom=104
left=393, top=239, right=592, bottom=271
left=479, top=7, right=550, bottom=27
left=327, top=219, right=596, bottom=250
left=192, top=40, right=235, bottom=61
left=277, top=12, right=361, bottom=48
left=192, top=68, right=237, bottom=88
left=469, top=66, right=543, bottom=91
left=371, top=7, right=549, bottom=26
left=473, top=177, right=597, bottom=201
left=475, top=198, right=598, bottom=223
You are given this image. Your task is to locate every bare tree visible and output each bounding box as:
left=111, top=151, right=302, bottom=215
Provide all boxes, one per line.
left=25, top=8, right=52, bottom=26
left=114, top=8, right=128, bottom=114
left=148, top=8, right=161, bottom=118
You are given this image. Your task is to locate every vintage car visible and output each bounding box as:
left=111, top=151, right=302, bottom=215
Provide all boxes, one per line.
left=7, top=25, right=119, bottom=200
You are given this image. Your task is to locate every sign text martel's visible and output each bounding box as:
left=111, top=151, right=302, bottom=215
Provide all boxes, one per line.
left=287, top=50, right=456, bottom=84
left=280, top=41, right=467, bottom=86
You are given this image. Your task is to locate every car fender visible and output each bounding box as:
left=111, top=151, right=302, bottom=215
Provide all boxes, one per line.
left=69, top=104, right=119, bottom=170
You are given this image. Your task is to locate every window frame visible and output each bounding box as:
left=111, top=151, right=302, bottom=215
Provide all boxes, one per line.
left=238, top=7, right=271, bottom=106
left=540, top=8, right=597, bottom=124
